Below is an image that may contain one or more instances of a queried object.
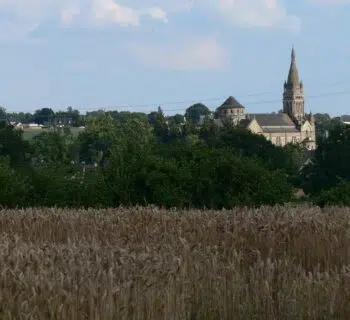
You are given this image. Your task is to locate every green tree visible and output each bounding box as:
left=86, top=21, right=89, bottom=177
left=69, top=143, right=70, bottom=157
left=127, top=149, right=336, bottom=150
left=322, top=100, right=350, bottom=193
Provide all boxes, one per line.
left=111, top=111, right=148, bottom=123
left=185, top=146, right=292, bottom=208
left=30, top=164, right=113, bottom=208
left=0, top=106, right=7, bottom=119
left=168, top=114, right=185, bottom=125
left=151, top=107, right=169, bottom=142
left=200, top=125, right=297, bottom=174
left=314, top=113, right=343, bottom=142
left=185, top=103, right=210, bottom=124
left=99, top=118, right=154, bottom=205
left=0, top=157, right=31, bottom=208
left=315, top=181, right=350, bottom=207
left=54, top=107, right=80, bottom=126
left=299, top=124, right=350, bottom=196
left=6, top=112, right=34, bottom=123
left=283, top=142, right=310, bottom=182
left=0, top=122, right=31, bottom=166
left=140, top=155, right=192, bottom=207
left=76, top=114, right=117, bottom=165
left=31, top=130, right=73, bottom=165
left=33, top=108, right=55, bottom=125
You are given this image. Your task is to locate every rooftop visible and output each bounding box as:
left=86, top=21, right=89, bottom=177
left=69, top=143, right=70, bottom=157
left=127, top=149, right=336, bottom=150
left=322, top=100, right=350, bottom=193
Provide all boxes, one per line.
left=250, top=113, right=296, bottom=127
left=218, top=96, right=245, bottom=109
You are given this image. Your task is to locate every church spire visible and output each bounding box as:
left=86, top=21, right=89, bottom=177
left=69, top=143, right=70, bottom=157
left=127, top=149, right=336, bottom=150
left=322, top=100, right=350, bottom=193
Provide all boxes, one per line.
left=286, top=46, right=300, bottom=87
left=283, top=46, right=305, bottom=122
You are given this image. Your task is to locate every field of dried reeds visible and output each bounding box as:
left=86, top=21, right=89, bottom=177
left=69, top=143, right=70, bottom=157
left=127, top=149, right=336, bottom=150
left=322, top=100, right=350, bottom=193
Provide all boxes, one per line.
left=1, top=205, right=350, bottom=319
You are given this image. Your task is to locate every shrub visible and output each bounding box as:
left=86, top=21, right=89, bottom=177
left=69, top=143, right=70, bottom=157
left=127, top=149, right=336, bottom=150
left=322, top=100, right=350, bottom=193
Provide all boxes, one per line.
left=315, top=181, right=350, bottom=207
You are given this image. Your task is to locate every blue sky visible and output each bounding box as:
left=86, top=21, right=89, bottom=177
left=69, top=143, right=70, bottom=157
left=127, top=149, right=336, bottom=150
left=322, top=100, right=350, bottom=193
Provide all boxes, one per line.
left=0, top=0, right=349, bottom=116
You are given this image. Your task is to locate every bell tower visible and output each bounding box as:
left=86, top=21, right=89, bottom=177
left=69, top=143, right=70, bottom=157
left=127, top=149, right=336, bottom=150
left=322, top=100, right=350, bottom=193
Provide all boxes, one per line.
left=283, top=47, right=305, bottom=124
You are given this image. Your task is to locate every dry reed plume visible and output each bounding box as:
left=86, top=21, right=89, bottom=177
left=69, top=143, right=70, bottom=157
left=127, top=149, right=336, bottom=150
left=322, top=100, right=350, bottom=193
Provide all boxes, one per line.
left=1, top=205, right=350, bottom=319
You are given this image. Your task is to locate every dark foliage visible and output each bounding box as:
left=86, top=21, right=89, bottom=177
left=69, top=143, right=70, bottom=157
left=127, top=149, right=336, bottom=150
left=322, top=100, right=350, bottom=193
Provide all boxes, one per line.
left=0, top=109, right=347, bottom=208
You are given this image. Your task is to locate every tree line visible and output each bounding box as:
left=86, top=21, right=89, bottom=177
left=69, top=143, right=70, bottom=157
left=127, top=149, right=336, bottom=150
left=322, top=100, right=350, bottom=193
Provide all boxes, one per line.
left=0, top=103, right=349, bottom=208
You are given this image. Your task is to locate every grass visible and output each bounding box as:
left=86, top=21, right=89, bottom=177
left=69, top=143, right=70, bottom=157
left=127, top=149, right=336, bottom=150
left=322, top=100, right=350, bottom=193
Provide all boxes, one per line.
left=21, top=127, right=84, bottom=140
left=1, top=205, right=350, bottom=319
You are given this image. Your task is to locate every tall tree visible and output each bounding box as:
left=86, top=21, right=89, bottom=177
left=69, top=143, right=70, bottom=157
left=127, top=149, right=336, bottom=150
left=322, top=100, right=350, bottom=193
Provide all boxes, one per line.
left=76, top=114, right=116, bottom=165
left=31, top=130, right=72, bottom=165
left=152, top=106, right=169, bottom=142
left=0, top=106, right=7, bottom=120
left=185, top=103, right=211, bottom=124
left=99, top=118, right=154, bottom=205
left=0, top=156, right=31, bottom=208
left=0, top=122, right=31, bottom=166
left=33, top=108, right=55, bottom=125
left=314, top=113, right=343, bottom=141
left=300, top=123, right=350, bottom=195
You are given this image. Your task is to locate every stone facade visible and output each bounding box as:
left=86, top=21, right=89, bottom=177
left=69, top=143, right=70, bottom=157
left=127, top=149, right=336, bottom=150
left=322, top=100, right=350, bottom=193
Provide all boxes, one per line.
left=213, top=47, right=316, bottom=150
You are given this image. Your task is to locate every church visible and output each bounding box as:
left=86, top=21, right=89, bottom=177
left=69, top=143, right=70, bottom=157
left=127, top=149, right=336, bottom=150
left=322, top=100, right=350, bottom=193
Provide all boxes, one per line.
left=213, top=48, right=316, bottom=150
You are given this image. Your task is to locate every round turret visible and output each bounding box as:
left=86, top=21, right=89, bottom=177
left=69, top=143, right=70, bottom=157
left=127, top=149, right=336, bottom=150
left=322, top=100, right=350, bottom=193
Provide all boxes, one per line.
left=216, top=96, right=246, bottom=125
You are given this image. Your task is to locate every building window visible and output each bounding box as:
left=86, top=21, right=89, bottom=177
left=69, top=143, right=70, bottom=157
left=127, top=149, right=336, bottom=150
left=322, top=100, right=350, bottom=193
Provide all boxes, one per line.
left=292, top=136, right=296, bottom=143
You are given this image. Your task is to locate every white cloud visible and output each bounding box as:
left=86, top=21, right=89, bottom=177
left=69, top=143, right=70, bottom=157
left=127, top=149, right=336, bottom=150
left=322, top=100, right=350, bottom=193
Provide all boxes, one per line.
left=61, top=5, right=80, bottom=25
left=146, top=7, right=168, bottom=23
left=0, top=0, right=303, bottom=37
left=0, top=0, right=168, bottom=36
left=90, top=0, right=141, bottom=26
left=128, top=37, right=228, bottom=70
left=212, top=0, right=301, bottom=32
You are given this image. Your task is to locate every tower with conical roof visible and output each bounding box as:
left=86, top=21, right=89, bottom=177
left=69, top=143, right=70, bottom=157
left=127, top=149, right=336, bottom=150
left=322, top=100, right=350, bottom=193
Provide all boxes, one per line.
left=283, top=46, right=304, bottom=124
left=216, top=96, right=246, bottom=125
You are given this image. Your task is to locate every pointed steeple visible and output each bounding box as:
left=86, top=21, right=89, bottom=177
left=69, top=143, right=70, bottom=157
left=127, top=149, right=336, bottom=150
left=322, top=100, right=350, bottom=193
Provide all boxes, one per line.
left=283, top=46, right=305, bottom=121
left=286, top=46, right=300, bottom=87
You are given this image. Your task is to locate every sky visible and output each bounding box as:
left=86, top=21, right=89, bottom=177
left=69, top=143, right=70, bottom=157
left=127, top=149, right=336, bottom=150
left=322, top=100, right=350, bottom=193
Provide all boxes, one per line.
left=0, top=0, right=349, bottom=116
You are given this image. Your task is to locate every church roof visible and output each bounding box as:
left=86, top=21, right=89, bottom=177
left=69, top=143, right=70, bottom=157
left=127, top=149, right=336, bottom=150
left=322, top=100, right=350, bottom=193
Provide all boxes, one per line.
left=250, top=113, right=296, bottom=127
left=237, top=118, right=252, bottom=128
left=286, top=47, right=301, bottom=87
left=218, top=96, right=245, bottom=109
